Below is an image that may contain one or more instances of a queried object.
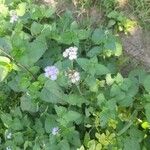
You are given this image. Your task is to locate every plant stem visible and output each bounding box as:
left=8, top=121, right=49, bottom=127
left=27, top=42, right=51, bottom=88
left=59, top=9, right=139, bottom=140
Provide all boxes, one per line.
left=0, top=48, right=36, bottom=80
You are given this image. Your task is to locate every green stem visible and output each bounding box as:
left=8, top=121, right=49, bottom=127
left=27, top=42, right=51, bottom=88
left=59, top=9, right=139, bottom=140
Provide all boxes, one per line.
left=76, top=84, right=83, bottom=96
left=117, top=110, right=137, bottom=136
left=0, top=48, right=36, bottom=80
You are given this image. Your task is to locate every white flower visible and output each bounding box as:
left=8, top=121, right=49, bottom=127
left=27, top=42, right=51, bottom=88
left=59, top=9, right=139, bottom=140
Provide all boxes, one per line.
left=68, top=70, right=80, bottom=84
left=6, top=132, right=12, bottom=139
left=10, top=10, right=18, bottom=23
left=63, top=51, right=69, bottom=58
left=51, top=127, right=59, bottom=135
left=6, top=147, right=11, bottom=150
left=63, top=46, right=78, bottom=60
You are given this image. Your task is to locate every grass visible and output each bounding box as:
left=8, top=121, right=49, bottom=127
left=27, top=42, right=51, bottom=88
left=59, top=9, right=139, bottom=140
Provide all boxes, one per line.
left=128, top=0, right=150, bottom=29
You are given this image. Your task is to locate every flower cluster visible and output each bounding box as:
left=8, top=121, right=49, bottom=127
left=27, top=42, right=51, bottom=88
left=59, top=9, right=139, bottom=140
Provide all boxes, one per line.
left=51, top=127, right=59, bottom=135
left=63, top=46, right=78, bottom=60
left=10, top=11, right=18, bottom=23
left=67, top=70, right=80, bottom=84
left=44, top=66, right=59, bottom=80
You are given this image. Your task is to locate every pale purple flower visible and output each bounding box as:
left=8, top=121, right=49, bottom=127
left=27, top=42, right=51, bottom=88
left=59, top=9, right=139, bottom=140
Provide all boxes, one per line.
left=52, top=127, right=59, bottom=135
left=63, top=46, right=78, bottom=60
left=44, top=66, right=59, bottom=80
left=10, top=11, right=18, bottom=23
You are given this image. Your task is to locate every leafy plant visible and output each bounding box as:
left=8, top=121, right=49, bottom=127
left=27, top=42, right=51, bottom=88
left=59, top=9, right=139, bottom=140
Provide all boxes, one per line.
left=0, top=1, right=150, bottom=150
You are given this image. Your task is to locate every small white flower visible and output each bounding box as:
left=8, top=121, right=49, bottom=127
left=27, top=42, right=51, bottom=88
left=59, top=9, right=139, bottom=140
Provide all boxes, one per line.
left=63, top=51, right=69, bottom=58
left=10, top=10, right=18, bottom=23
left=6, top=132, right=12, bottom=139
left=63, top=46, right=78, bottom=60
left=68, top=70, right=80, bottom=84
left=6, top=146, right=11, bottom=150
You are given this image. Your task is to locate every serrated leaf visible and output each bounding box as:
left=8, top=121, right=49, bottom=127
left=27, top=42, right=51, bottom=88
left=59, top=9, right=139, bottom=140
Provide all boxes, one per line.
left=65, top=94, right=85, bottom=107
left=92, top=28, right=106, bottom=44
left=87, top=46, right=103, bottom=58
left=77, top=29, right=90, bottom=40
left=45, top=116, right=57, bottom=133
left=77, top=58, right=109, bottom=76
left=76, top=58, right=89, bottom=71
left=60, top=31, right=79, bottom=45
left=20, top=95, right=38, bottom=113
left=0, top=113, right=12, bottom=128
left=85, top=76, right=98, bottom=92
left=40, top=80, right=65, bottom=103
left=58, top=140, right=70, bottom=150
left=63, top=110, right=82, bottom=123
left=19, top=36, right=47, bottom=66
left=31, top=22, right=43, bottom=35
left=124, top=137, right=140, bottom=150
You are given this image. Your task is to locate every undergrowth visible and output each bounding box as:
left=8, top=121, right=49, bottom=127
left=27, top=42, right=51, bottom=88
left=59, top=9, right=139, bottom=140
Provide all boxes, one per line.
left=0, top=0, right=150, bottom=150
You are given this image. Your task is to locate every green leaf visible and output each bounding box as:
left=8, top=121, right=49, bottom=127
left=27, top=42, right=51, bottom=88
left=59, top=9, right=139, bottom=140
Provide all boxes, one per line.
left=20, top=95, right=38, bottom=113
left=0, top=56, right=11, bottom=82
left=96, top=143, right=102, bottom=150
left=0, top=65, right=9, bottom=82
left=16, top=2, right=26, bottom=16
left=0, top=37, right=12, bottom=53
left=31, top=22, right=43, bottom=35
left=76, top=58, right=89, bottom=71
left=54, top=105, right=67, bottom=117
left=14, top=132, right=24, bottom=145
left=88, top=140, right=96, bottom=150
left=60, top=31, right=79, bottom=45
left=43, top=6, right=55, bottom=18
left=123, top=137, right=140, bottom=150
left=0, top=56, right=10, bottom=64
left=19, top=36, right=47, bottom=66
left=58, top=140, right=70, bottom=150
left=77, top=58, right=109, bottom=76
left=77, top=29, right=90, bottom=40
left=66, top=130, right=81, bottom=147
left=95, top=64, right=110, bottom=75
left=0, top=113, right=13, bottom=128
left=85, top=76, right=98, bottom=92
left=11, top=118, right=23, bottom=131
left=114, top=41, right=122, bottom=56
left=65, top=94, right=86, bottom=107
left=143, top=75, right=150, bottom=93
left=45, top=115, right=57, bottom=133
left=40, top=80, right=65, bottom=103
left=87, top=46, right=103, bottom=58
left=63, top=110, right=82, bottom=123
left=92, top=28, right=106, bottom=44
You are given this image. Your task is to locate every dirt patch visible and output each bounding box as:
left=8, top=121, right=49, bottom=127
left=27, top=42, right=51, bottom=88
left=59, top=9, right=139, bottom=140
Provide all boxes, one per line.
left=120, top=26, right=150, bottom=70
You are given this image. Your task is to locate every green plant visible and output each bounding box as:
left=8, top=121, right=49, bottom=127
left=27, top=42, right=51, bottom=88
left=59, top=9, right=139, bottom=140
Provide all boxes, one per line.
left=0, top=1, right=150, bottom=150
left=107, top=10, right=137, bottom=34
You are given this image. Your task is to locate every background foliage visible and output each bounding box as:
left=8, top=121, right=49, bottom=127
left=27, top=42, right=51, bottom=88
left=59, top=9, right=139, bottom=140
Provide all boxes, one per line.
left=0, top=0, right=150, bottom=150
